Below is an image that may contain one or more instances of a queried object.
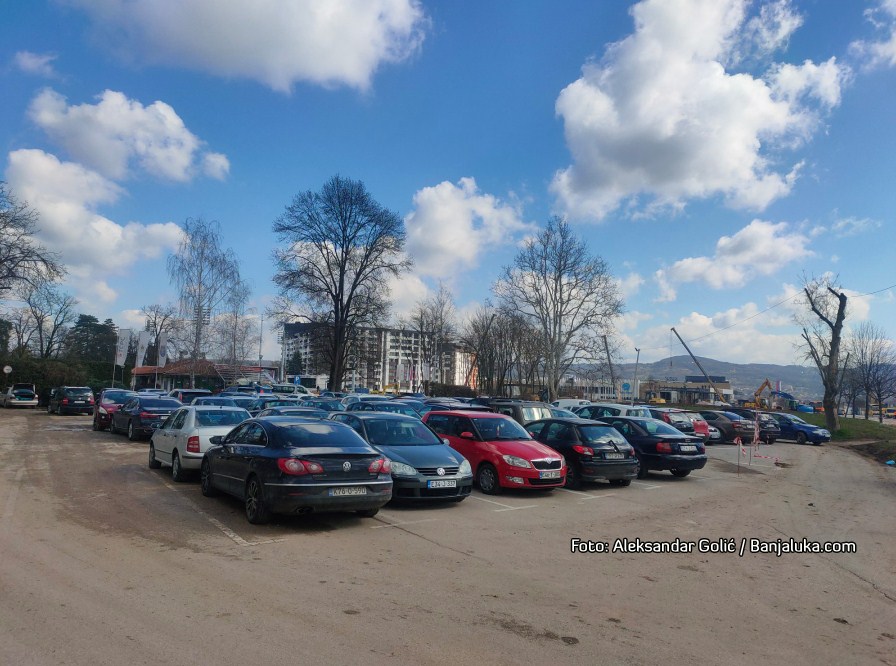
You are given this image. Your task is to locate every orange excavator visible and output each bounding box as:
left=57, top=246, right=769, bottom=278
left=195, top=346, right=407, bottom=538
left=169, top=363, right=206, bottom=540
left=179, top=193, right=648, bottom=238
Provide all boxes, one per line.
left=746, top=379, right=773, bottom=408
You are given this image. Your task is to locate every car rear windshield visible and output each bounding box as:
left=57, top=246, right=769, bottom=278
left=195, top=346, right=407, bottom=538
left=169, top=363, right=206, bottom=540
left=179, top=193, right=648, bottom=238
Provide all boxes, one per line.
left=13, top=388, right=35, bottom=396
left=364, top=419, right=442, bottom=446
left=66, top=387, right=93, bottom=396
left=142, top=399, right=182, bottom=409
left=627, top=407, right=652, bottom=417
left=721, top=411, right=748, bottom=421
left=471, top=417, right=531, bottom=441
left=521, top=406, right=552, bottom=422
left=102, top=391, right=136, bottom=405
left=279, top=423, right=368, bottom=448
left=578, top=425, right=629, bottom=446
left=196, top=409, right=249, bottom=426
left=635, top=419, right=687, bottom=436
left=666, top=412, right=691, bottom=425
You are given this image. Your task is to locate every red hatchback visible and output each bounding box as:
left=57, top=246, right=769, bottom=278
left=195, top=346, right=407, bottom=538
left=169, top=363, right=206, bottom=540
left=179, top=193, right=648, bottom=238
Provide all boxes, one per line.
left=423, top=410, right=566, bottom=494
left=92, top=388, right=137, bottom=431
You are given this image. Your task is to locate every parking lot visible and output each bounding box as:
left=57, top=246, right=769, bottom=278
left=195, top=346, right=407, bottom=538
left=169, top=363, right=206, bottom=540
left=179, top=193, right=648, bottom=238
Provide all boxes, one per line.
left=1, top=408, right=894, bottom=665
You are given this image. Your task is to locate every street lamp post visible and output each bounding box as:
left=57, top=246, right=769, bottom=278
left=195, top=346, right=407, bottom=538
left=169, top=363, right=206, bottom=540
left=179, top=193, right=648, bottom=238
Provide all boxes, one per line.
left=631, top=347, right=641, bottom=406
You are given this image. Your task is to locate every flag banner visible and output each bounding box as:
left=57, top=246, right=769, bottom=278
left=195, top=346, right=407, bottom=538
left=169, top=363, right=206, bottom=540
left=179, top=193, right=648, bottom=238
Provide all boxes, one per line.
left=136, top=331, right=151, bottom=369
left=115, top=329, right=132, bottom=366
left=157, top=332, right=169, bottom=367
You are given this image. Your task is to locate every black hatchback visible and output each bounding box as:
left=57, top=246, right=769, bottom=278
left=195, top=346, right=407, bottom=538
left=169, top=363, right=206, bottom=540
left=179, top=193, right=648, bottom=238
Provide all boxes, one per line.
left=48, top=386, right=95, bottom=415
left=524, top=418, right=639, bottom=488
left=600, top=416, right=707, bottom=479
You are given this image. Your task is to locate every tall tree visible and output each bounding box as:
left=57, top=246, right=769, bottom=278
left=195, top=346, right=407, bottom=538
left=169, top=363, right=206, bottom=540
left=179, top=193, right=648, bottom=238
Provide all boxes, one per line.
left=493, top=217, right=623, bottom=401
left=141, top=303, right=180, bottom=365
left=272, top=175, right=411, bottom=390
left=849, top=322, right=896, bottom=422
left=210, top=280, right=260, bottom=377
left=167, top=218, right=241, bottom=387
left=0, top=183, right=64, bottom=297
left=63, top=314, right=117, bottom=363
left=799, top=276, right=848, bottom=432
left=22, top=280, right=78, bottom=359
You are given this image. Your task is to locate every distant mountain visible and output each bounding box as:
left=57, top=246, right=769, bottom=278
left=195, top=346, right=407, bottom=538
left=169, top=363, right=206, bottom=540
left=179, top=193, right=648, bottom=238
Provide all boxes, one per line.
left=615, top=355, right=824, bottom=401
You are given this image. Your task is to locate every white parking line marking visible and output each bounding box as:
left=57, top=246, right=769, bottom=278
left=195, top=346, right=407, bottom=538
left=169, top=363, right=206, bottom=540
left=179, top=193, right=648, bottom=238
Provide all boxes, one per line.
left=2, top=468, right=25, bottom=521
left=580, top=493, right=616, bottom=501
left=494, top=505, right=538, bottom=512
left=631, top=481, right=661, bottom=489
left=371, top=518, right=439, bottom=529
left=469, top=496, right=516, bottom=509
left=555, top=488, right=590, bottom=497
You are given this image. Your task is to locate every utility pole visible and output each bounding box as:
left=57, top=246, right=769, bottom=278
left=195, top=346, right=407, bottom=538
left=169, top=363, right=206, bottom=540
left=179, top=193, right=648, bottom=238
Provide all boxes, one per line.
left=631, top=347, right=641, bottom=406
left=603, top=335, right=617, bottom=400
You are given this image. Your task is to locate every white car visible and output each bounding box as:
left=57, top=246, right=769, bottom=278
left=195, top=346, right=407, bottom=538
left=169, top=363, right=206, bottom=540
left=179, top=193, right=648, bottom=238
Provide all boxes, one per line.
left=1, top=384, right=39, bottom=408
left=551, top=398, right=592, bottom=410
left=148, top=406, right=250, bottom=481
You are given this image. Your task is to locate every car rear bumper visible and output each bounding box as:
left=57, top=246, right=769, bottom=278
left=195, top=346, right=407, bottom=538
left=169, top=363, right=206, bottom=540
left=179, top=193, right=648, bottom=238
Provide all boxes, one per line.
left=263, top=480, right=393, bottom=513
left=580, top=460, right=639, bottom=481
left=5, top=399, right=38, bottom=408
left=639, top=453, right=707, bottom=471
left=59, top=405, right=93, bottom=414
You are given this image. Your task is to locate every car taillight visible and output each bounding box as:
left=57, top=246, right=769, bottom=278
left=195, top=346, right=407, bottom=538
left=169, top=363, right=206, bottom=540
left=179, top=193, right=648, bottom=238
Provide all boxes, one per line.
left=368, top=458, right=390, bottom=473
left=61, top=398, right=69, bottom=405
left=139, top=412, right=154, bottom=419
left=571, top=445, right=594, bottom=456
left=277, top=459, right=325, bottom=475
left=187, top=436, right=200, bottom=453
left=656, top=441, right=672, bottom=453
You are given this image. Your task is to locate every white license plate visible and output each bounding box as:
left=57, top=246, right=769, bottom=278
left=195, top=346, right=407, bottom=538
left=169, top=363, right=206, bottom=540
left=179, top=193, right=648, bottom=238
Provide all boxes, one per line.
left=680, top=445, right=698, bottom=452
left=427, top=479, right=457, bottom=488
left=329, top=486, right=367, bottom=496
left=540, top=470, right=561, bottom=479
left=74, top=400, right=86, bottom=404
left=605, top=452, right=625, bottom=459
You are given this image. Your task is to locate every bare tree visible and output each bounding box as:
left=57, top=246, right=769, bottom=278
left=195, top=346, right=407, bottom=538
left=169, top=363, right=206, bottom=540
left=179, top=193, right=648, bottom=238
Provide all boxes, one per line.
left=167, top=218, right=241, bottom=387
left=210, top=281, right=260, bottom=378
left=493, top=217, right=623, bottom=401
left=3, top=305, right=37, bottom=354
left=21, top=280, right=78, bottom=359
left=848, top=322, right=896, bottom=422
left=0, top=183, right=64, bottom=297
left=409, top=282, right=458, bottom=391
left=799, top=276, right=848, bottom=432
left=272, top=175, right=411, bottom=390
left=141, top=303, right=180, bottom=365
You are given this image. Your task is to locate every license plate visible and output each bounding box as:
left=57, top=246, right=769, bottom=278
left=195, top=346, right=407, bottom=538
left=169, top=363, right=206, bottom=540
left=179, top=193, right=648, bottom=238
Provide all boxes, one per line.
left=427, top=479, right=457, bottom=488
left=680, top=445, right=698, bottom=452
left=329, top=486, right=367, bottom=496
left=540, top=470, right=561, bottom=479
left=605, top=452, right=625, bottom=459
left=74, top=400, right=86, bottom=404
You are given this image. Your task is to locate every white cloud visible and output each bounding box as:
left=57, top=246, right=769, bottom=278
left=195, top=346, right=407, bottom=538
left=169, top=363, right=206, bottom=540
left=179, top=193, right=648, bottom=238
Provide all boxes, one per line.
left=616, top=272, right=645, bottom=298
left=831, top=215, right=881, bottom=237
left=5, top=149, right=184, bottom=278
left=653, top=219, right=812, bottom=299
left=404, top=178, right=536, bottom=279
left=551, top=0, right=849, bottom=220
left=69, top=0, right=427, bottom=92
left=13, top=51, right=58, bottom=78
left=28, top=88, right=228, bottom=182
left=850, top=1, right=896, bottom=69
left=386, top=270, right=431, bottom=323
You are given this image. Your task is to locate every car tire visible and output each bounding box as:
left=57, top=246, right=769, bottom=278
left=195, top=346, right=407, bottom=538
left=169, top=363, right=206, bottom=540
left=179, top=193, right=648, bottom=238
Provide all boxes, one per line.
left=148, top=442, right=162, bottom=469
left=796, top=432, right=807, bottom=446
left=127, top=421, right=139, bottom=441
left=670, top=469, right=691, bottom=478
left=245, top=476, right=271, bottom=524
left=609, top=479, right=631, bottom=487
left=636, top=459, right=649, bottom=479
left=171, top=451, right=185, bottom=482
left=356, top=508, right=379, bottom=518
left=564, top=461, right=582, bottom=490
left=200, top=459, right=217, bottom=497
left=476, top=463, right=501, bottom=495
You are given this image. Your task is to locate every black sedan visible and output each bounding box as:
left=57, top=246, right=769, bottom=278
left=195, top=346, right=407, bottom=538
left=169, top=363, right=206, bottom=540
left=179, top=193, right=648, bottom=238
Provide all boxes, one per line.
left=329, top=412, right=473, bottom=501
left=698, top=410, right=756, bottom=443
left=725, top=408, right=781, bottom=444
left=525, top=417, right=639, bottom=489
left=600, top=416, right=707, bottom=478
left=200, top=417, right=393, bottom=524
left=110, top=396, right=182, bottom=441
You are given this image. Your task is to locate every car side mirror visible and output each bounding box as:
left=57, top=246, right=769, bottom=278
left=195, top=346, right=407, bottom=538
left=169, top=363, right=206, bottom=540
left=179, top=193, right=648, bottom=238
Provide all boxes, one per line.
left=442, top=438, right=450, bottom=446
left=460, top=431, right=475, bottom=439
left=209, top=435, right=222, bottom=445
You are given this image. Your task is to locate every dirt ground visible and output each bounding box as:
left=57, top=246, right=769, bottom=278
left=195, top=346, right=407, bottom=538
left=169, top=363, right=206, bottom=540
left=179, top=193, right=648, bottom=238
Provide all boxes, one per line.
left=1, top=408, right=894, bottom=665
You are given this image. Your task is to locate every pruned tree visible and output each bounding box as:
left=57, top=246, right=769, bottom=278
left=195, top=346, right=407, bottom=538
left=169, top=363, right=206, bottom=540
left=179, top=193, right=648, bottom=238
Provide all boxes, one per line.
left=799, top=276, right=848, bottom=432
left=272, top=175, right=411, bottom=390
left=167, top=218, right=242, bottom=387
left=493, top=217, right=624, bottom=401
left=0, top=183, right=64, bottom=297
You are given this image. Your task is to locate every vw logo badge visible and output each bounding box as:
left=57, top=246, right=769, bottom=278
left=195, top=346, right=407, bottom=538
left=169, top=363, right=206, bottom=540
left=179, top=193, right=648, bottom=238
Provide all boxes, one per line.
left=437, top=467, right=445, bottom=476
left=342, top=461, right=351, bottom=472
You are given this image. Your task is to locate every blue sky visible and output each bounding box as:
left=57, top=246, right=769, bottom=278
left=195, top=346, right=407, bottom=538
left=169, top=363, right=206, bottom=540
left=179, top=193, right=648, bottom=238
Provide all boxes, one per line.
left=2, top=0, right=895, bottom=368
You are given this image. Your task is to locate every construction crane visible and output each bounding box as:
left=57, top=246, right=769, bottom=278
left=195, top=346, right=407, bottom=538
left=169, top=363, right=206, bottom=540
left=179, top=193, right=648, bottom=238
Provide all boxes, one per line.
left=670, top=327, right=729, bottom=405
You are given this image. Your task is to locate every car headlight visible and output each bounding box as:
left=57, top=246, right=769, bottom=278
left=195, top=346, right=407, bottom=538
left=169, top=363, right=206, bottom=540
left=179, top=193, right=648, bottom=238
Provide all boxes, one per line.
left=390, top=461, right=417, bottom=476
left=501, top=455, right=532, bottom=468
left=458, top=459, right=472, bottom=476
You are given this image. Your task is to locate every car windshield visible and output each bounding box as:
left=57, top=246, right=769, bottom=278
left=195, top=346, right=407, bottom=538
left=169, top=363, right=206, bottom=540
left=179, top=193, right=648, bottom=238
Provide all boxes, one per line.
left=305, top=400, right=345, bottom=411
left=368, top=403, right=419, bottom=417
left=195, top=409, right=250, bottom=426
left=364, top=419, right=442, bottom=446
left=787, top=415, right=808, bottom=425
left=578, top=425, right=629, bottom=445
left=472, top=417, right=531, bottom=441
left=633, top=419, right=685, bottom=436
left=521, top=406, right=552, bottom=422
left=141, top=398, right=182, bottom=409
left=102, top=391, right=136, bottom=405
left=627, top=407, right=652, bottom=417
left=277, top=408, right=327, bottom=418
left=720, top=411, right=748, bottom=421
left=666, top=412, right=691, bottom=425
left=279, top=422, right=367, bottom=448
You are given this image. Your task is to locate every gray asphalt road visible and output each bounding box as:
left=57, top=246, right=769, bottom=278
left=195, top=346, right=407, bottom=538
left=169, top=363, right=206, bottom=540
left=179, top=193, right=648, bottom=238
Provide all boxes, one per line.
left=1, top=409, right=893, bottom=665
